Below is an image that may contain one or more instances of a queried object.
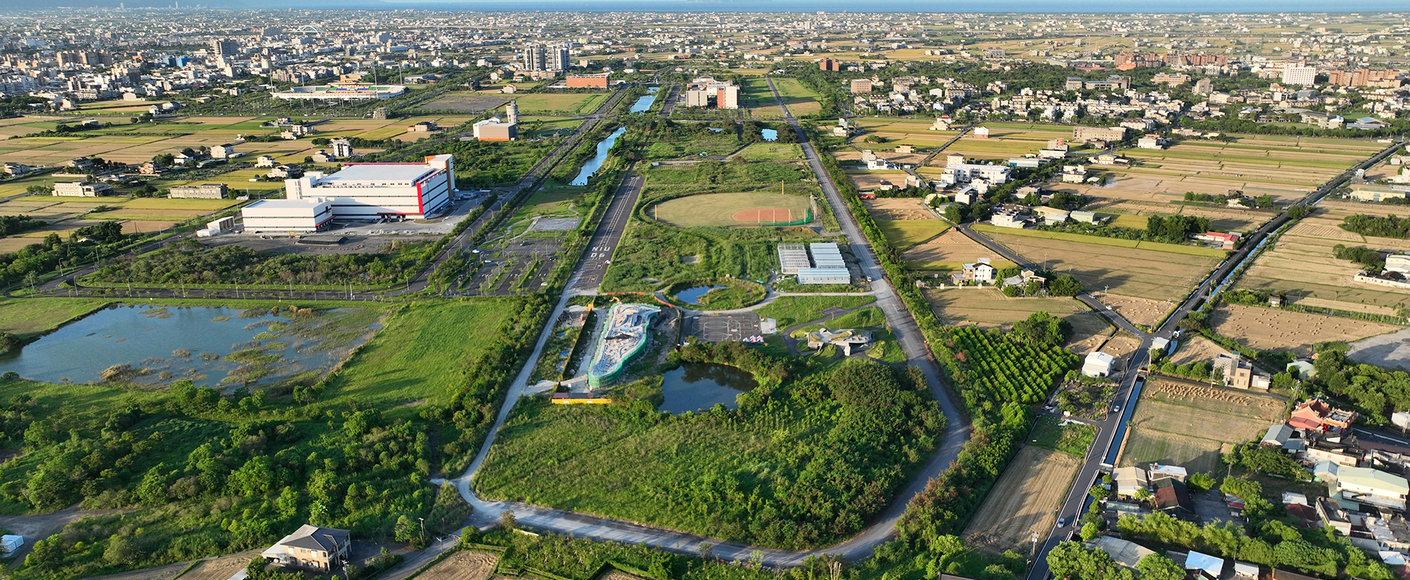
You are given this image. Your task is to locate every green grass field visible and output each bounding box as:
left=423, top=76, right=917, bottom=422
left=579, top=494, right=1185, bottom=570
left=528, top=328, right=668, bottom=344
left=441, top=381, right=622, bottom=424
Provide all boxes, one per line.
left=319, top=299, right=511, bottom=420
left=755, top=295, right=877, bottom=328
left=649, top=191, right=813, bottom=227
left=0, top=298, right=113, bottom=340
left=876, top=220, right=949, bottom=250
left=512, top=93, right=608, bottom=116
left=1030, top=415, right=1097, bottom=458
left=972, top=224, right=1227, bottom=257
left=733, top=143, right=803, bottom=161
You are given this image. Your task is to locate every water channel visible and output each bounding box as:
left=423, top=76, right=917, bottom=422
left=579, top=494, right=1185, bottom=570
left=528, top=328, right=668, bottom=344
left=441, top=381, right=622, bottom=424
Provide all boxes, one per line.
left=570, top=126, right=628, bottom=186
left=658, top=363, right=758, bottom=414
left=0, top=305, right=374, bottom=387
left=629, top=94, right=656, bottom=113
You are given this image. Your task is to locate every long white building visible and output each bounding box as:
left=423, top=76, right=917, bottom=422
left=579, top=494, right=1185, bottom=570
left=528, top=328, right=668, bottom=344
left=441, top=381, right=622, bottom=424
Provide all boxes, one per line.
left=241, top=199, right=334, bottom=233
left=284, top=155, right=455, bottom=220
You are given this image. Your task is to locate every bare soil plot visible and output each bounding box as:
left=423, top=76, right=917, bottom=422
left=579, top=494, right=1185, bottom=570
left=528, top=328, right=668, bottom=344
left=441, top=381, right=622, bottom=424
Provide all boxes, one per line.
left=83, top=562, right=189, bottom=580
left=923, top=289, right=1102, bottom=345
left=1102, top=335, right=1143, bottom=361
left=847, top=171, right=909, bottom=192
left=862, top=197, right=934, bottom=220
left=1210, top=303, right=1399, bottom=356
left=963, top=446, right=1079, bottom=554
left=415, top=550, right=501, bottom=580
left=1067, top=312, right=1118, bottom=356
left=902, top=229, right=1009, bottom=270
left=177, top=550, right=263, bottom=580
left=1096, top=293, right=1174, bottom=327
left=980, top=231, right=1221, bottom=302
left=1119, top=381, right=1285, bottom=474
left=599, top=570, right=651, bottom=580
left=1170, top=335, right=1229, bottom=366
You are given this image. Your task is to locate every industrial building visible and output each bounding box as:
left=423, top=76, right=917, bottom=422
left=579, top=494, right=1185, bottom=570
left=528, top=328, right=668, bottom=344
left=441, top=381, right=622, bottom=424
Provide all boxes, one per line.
left=684, top=78, right=740, bottom=109
left=472, top=101, right=518, bottom=141
left=52, top=181, right=112, bottom=197
left=271, top=83, right=406, bottom=101
left=566, top=73, right=609, bottom=89
left=276, top=155, right=454, bottom=221
left=240, top=199, right=334, bottom=233
left=937, top=154, right=1011, bottom=187
left=588, top=304, right=660, bottom=388
left=797, top=242, right=851, bottom=285
left=169, top=183, right=228, bottom=199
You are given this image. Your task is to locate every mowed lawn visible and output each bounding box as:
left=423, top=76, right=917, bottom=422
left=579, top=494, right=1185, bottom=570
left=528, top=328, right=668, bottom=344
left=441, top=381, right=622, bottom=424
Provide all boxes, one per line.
left=978, top=228, right=1224, bottom=301
left=1119, top=381, right=1285, bottom=474
left=648, top=191, right=812, bottom=227
left=321, top=299, right=511, bottom=419
left=512, top=93, right=608, bottom=116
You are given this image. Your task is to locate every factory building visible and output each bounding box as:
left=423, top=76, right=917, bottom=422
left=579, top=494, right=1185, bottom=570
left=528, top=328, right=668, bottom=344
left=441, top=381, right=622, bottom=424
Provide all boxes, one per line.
left=684, top=77, right=740, bottom=109
left=473, top=101, right=518, bottom=141
left=276, top=155, right=455, bottom=220
left=271, top=84, right=406, bottom=101
left=240, top=199, right=334, bottom=233
left=797, top=242, right=851, bottom=285
left=566, top=73, right=610, bottom=88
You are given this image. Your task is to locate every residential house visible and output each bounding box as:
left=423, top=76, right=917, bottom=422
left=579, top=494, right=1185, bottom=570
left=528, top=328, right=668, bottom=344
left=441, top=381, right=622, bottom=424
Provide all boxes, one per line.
left=1315, top=463, right=1409, bottom=511
left=1061, top=164, right=1088, bottom=183
left=1183, top=551, right=1225, bottom=580
left=254, top=155, right=277, bottom=168
left=1113, top=466, right=1149, bottom=498
left=1087, top=536, right=1156, bottom=569
left=137, top=162, right=162, bottom=175
left=1195, top=231, right=1241, bottom=250
left=2, top=162, right=31, bottom=176
left=1136, top=134, right=1165, bottom=150
left=1153, top=478, right=1198, bottom=520
left=1290, top=399, right=1357, bottom=433
left=210, top=143, right=236, bottom=159
left=1214, top=353, right=1270, bottom=390
left=989, top=206, right=1031, bottom=229
left=1262, top=424, right=1298, bottom=449
left=1083, top=351, right=1116, bottom=378
left=955, top=259, right=996, bottom=285
left=52, top=181, right=112, bottom=197
left=1149, top=464, right=1188, bottom=482
left=261, top=525, right=351, bottom=572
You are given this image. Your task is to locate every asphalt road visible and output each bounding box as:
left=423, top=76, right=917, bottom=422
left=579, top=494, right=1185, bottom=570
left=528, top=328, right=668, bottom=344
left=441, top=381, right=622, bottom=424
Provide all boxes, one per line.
left=572, top=170, right=642, bottom=291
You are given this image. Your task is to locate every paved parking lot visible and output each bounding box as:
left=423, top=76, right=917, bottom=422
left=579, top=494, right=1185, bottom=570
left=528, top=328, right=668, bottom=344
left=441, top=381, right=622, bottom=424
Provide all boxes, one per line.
left=688, top=312, right=761, bottom=342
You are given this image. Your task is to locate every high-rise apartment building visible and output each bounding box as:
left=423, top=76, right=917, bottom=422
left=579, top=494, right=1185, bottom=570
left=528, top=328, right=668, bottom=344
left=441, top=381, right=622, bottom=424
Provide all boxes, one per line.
left=522, top=43, right=546, bottom=72
left=1282, top=64, right=1317, bottom=86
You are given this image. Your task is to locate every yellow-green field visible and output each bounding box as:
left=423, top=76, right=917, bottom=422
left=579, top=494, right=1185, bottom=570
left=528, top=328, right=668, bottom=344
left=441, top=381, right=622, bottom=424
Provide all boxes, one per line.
left=509, top=93, right=608, bottom=116
left=647, top=191, right=813, bottom=228
left=0, top=195, right=239, bottom=243
left=876, top=220, right=949, bottom=250
left=978, top=227, right=1224, bottom=301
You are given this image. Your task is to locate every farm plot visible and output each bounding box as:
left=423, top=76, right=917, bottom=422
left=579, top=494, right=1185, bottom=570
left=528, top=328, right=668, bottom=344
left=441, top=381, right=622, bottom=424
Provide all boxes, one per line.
left=770, top=78, right=822, bottom=116
left=413, top=550, right=501, bottom=580
left=647, top=191, right=813, bottom=228
left=847, top=171, right=911, bottom=192
left=903, top=229, right=1012, bottom=271
left=963, top=446, right=1079, bottom=555
left=420, top=92, right=513, bottom=112
left=877, top=220, right=949, bottom=250
left=1209, top=303, right=1400, bottom=356
left=0, top=196, right=238, bottom=239
left=947, top=325, right=1079, bottom=403
left=979, top=229, right=1222, bottom=302
left=1235, top=201, right=1410, bottom=313
left=863, top=197, right=934, bottom=220
left=512, top=93, right=608, bottom=116
left=1097, top=293, right=1175, bottom=328
left=1119, top=381, right=1286, bottom=474
left=1169, top=335, right=1230, bottom=366
left=174, top=550, right=263, bottom=580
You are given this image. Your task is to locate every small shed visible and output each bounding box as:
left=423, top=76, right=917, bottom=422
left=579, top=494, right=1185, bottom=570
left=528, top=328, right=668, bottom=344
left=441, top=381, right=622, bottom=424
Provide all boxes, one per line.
left=1184, top=551, right=1225, bottom=580
left=0, top=535, right=22, bottom=556
left=1083, top=351, right=1116, bottom=378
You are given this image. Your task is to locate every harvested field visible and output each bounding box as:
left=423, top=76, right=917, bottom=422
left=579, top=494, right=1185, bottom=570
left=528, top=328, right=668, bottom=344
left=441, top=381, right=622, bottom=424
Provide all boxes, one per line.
left=1235, top=201, right=1410, bottom=312
left=1101, top=335, right=1143, bottom=365
left=414, top=550, right=501, bottom=580
left=83, top=562, right=188, bottom=580
left=1068, top=312, right=1118, bottom=356
left=863, top=197, right=934, bottom=220
left=1210, top=303, right=1399, bottom=356
left=876, top=220, right=949, bottom=250
left=1096, top=293, right=1174, bottom=328
left=902, top=229, right=1010, bottom=271
left=963, top=446, right=1079, bottom=554
left=1120, top=381, right=1285, bottom=474
left=924, top=289, right=1107, bottom=348
left=848, top=171, right=910, bottom=192
left=1169, top=336, right=1229, bottom=366
left=420, top=93, right=512, bottom=112
left=177, top=550, right=263, bottom=580
left=647, top=191, right=813, bottom=228
left=980, top=230, right=1222, bottom=302
left=599, top=570, right=651, bottom=580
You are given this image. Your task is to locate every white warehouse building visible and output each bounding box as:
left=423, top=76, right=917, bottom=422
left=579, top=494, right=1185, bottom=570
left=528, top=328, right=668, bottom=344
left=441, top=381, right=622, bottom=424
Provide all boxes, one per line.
left=241, top=199, right=334, bottom=233
left=283, top=155, right=455, bottom=220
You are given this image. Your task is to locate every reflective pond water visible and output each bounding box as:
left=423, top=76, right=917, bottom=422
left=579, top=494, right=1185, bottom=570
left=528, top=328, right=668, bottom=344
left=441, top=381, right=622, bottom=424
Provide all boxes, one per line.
left=570, top=126, right=628, bottom=186
left=0, top=305, right=376, bottom=387
left=674, top=285, right=726, bottom=304
left=658, top=363, right=757, bottom=414
left=762, top=128, right=778, bottom=141
left=629, top=94, right=656, bottom=113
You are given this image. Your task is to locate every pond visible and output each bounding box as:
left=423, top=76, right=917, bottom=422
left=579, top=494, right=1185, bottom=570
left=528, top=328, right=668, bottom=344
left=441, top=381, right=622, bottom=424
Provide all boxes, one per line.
left=659, top=363, right=758, bottom=414
left=762, top=128, right=778, bottom=141
left=629, top=94, right=656, bottom=113
left=0, top=305, right=377, bottom=388
left=570, top=126, right=628, bottom=186
left=674, top=285, right=726, bottom=304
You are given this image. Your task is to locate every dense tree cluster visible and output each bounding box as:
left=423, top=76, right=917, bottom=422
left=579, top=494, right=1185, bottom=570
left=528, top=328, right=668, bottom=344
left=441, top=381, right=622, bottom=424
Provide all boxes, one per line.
left=1341, top=214, right=1410, bottom=239
left=1333, top=244, right=1386, bottom=271
left=1011, top=311, right=1071, bottom=348
left=88, top=238, right=432, bottom=287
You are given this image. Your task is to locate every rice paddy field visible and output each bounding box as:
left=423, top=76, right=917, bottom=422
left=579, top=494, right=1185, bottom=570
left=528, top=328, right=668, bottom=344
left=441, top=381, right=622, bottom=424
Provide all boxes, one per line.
left=903, top=229, right=1014, bottom=272
left=977, top=226, right=1224, bottom=302
left=0, top=114, right=470, bottom=166
left=1234, top=200, right=1410, bottom=314
left=847, top=120, right=1076, bottom=163
left=1210, top=303, right=1400, bottom=356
